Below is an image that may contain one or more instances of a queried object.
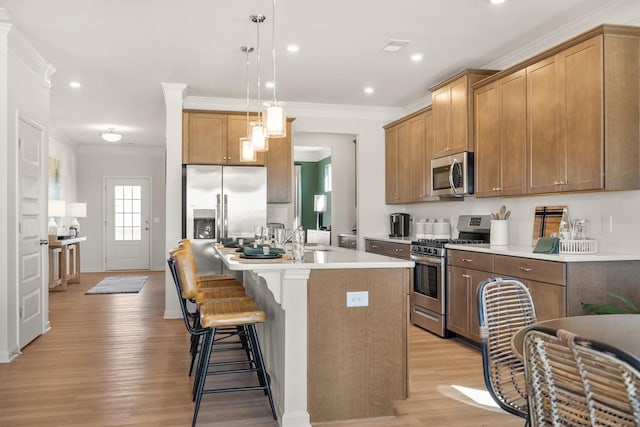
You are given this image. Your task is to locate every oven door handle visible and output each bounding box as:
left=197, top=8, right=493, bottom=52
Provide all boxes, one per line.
left=410, top=255, right=444, bottom=266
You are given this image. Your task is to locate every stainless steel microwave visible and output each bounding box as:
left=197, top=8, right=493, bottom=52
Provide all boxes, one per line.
left=431, top=152, right=474, bottom=197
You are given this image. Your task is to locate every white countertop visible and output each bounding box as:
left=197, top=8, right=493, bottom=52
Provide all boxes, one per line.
left=364, top=235, right=413, bottom=245
left=215, top=244, right=414, bottom=270
left=446, top=243, right=640, bottom=262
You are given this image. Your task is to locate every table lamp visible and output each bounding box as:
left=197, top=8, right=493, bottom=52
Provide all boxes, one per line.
left=66, top=202, right=87, bottom=237
left=48, top=199, right=66, bottom=235
left=314, top=194, right=327, bottom=230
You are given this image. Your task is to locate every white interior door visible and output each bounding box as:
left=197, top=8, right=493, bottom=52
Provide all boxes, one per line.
left=19, top=118, right=47, bottom=348
left=105, top=177, right=151, bottom=270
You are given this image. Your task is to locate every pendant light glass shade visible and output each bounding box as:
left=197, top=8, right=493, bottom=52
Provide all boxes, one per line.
left=250, top=121, right=268, bottom=151
left=240, top=136, right=257, bottom=162
left=265, top=101, right=286, bottom=137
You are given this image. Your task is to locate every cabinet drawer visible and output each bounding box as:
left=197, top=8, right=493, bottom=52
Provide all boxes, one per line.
left=494, top=255, right=565, bottom=286
left=447, top=250, right=493, bottom=271
left=365, top=240, right=410, bottom=260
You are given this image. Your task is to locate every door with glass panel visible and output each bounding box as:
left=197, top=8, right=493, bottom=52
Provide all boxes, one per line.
left=105, top=177, right=151, bottom=270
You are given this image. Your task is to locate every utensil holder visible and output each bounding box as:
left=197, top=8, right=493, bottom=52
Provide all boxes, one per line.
left=490, top=220, right=509, bottom=246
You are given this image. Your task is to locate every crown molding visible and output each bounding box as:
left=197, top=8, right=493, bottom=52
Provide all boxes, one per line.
left=2, top=24, right=55, bottom=88
left=184, top=96, right=403, bottom=122
left=484, top=0, right=640, bottom=70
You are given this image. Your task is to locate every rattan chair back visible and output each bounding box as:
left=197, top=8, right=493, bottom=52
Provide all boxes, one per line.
left=524, top=326, right=640, bottom=427
left=478, top=277, right=537, bottom=420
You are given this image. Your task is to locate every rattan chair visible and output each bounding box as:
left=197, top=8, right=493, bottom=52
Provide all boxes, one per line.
left=478, top=277, right=537, bottom=422
left=523, top=326, right=640, bottom=427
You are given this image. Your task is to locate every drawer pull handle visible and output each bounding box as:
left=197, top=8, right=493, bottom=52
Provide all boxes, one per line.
left=395, top=248, right=403, bottom=252
left=519, top=266, right=532, bottom=272
left=371, top=245, right=379, bottom=248
left=462, top=274, right=472, bottom=279
left=462, top=258, right=472, bottom=263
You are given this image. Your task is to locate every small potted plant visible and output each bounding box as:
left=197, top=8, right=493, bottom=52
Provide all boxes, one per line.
left=581, top=292, right=640, bottom=314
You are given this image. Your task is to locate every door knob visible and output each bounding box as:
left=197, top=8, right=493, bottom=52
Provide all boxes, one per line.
left=39, top=239, right=49, bottom=246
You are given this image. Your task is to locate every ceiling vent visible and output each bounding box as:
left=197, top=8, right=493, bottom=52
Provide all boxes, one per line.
left=383, top=39, right=412, bottom=52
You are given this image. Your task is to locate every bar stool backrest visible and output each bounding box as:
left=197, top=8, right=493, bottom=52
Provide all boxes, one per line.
left=171, top=247, right=200, bottom=300
left=478, top=277, right=537, bottom=420
left=524, top=326, right=640, bottom=427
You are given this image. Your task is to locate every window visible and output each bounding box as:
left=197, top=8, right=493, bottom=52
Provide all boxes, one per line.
left=114, top=185, right=142, bottom=241
left=324, top=164, right=332, bottom=192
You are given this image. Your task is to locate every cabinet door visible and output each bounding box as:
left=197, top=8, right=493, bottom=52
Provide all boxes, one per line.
left=526, top=279, right=566, bottom=321
left=449, top=75, right=470, bottom=154
left=397, top=121, right=412, bottom=203
left=266, top=121, right=293, bottom=203
left=226, top=114, right=265, bottom=166
left=447, top=266, right=469, bottom=337
left=474, top=82, right=501, bottom=196
left=499, top=70, right=527, bottom=196
left=527, top=55, right=564, bottom=194
left=408, top=112, right=429, bottom=200
left=185, top=112, right=227, bottom=164
left=432, top=87, right=451, bottom=158
left=468, top=269, right=494, bottom=344
left=385, top=126, right=400, bottom=203
left=563, top=36, right=603, bottom=192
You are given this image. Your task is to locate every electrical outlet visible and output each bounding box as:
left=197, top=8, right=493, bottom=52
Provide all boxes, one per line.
left=346, top=291, right=369, bottom=307
left=602, top=215, right=613, bottom=233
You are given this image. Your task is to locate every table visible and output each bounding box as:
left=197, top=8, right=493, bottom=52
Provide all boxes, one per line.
left=214, top=244, right=413, bottom=427
left=49, top=236, right=87, bottom=291
left=512, top=314, right=640, bottom=359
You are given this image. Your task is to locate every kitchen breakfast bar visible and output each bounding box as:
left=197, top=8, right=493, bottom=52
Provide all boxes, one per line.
left=214, top=245, right=414, bottom=427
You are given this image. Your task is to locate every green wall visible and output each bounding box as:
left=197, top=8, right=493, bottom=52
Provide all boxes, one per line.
left=299, top=156, right=331, bottom=231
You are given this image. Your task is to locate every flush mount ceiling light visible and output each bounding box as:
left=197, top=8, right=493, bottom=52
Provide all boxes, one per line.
left=383, top=39, right=412, bottom=52
left=101, top=128, right=122, bottom=142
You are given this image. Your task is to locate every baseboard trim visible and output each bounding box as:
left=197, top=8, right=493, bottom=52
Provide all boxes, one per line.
left=163, top=309, right=182, bottom=319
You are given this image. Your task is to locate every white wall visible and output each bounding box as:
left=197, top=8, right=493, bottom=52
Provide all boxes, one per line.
left=76, top=145, right=166, bottom=271
left=294, top=132, right=356, bottom=241
left=0, top=23, right=53, bottom=362
left=48, top=132, right=79, bottom=226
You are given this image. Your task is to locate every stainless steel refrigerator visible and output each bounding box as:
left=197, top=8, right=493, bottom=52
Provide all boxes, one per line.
left=183, top=165, right=267, bottom=275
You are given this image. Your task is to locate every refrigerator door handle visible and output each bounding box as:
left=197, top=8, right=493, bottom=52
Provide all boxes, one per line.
left=223, top=194, right=229, bottom=239
left=216, top=193, right=221, bottom=241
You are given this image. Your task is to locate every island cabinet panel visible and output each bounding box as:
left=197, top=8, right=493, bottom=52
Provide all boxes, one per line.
left=474, top=69, right=527, bottom=197
left=307, top=268, right=410, bottom=423
left=430, top=69, right=498, bottom=159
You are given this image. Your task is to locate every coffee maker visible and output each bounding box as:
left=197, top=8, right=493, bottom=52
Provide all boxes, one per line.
left=390, top=213, right=410, bottom=237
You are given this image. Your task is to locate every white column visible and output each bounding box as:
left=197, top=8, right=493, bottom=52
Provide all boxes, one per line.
left=161, top=82, right=186, bottom=319
left=0, top=23, right=11, bottom=362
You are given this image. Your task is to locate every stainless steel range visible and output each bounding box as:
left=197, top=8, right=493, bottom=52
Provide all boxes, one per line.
left=410, top=215, right=491, bottom=337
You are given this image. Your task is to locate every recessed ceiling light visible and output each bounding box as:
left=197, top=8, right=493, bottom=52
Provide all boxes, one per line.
left=364, top=87, right=374, bottom=94
left=286, top=44, right=299, bottom=53
left=383, top=39, right=412, bottom=52
left=490, top=0, right=506, bottom=4
left=69, top=81, right=81, bottom=88
left=265, top=81, right=274, bottom=89
left=410, top=53, right=424, bottom=62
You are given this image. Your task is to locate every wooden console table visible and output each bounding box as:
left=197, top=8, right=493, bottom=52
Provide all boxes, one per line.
left=49, top=236, right=87, bottom=291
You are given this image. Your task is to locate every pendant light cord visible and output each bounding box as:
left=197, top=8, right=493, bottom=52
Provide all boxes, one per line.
left=255, top=16, right=263, bottom=122
left=272, top=0, right=277, bottom=102
left=244, top=46, right=251, bottom=136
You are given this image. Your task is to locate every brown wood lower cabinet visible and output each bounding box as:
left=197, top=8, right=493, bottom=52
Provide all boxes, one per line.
left=447, top=249, right=640, bottom=343
left=307, top=268, right=410, bottom=422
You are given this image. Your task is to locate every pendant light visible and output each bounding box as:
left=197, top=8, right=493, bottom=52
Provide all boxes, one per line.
left=240, top=45, right=257, bottom=162
left=250, top=14, right=268, bottom=152
left=265, top=0, right=286, bottom=138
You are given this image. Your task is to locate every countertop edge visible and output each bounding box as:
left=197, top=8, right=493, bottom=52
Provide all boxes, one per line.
left=445, top=243, right=640, bottom=262
left=364, top=235, right=413, bottom=245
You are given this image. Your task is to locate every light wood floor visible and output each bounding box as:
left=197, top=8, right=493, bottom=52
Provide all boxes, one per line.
left=0, top=271, right=524, bottom=426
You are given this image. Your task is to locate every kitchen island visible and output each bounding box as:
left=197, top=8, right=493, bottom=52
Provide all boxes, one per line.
left=214, top=245, right=414, bottom=427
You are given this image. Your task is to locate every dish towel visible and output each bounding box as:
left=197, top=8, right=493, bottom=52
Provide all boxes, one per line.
left=533, top=237, right=560, bottom=254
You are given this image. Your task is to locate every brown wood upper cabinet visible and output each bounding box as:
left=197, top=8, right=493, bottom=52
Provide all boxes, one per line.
left=265, top=119, right=294, bottom=203
left=384, top=107, right=436, bottom=204
left=430, top=69, right=498, bottom=159
left=474, top=69, right=527, bottom=197
left=182, top=111, right=265, bottom=166
left=473, top=25, right=640, bottom=196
